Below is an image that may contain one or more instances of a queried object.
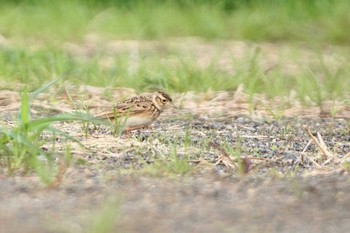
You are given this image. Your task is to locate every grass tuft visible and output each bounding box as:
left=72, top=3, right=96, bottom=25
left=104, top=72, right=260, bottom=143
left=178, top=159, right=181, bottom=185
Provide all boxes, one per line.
left=0, top=81, right=98, bottom=184
left=142, top=144, right=192, bottom=177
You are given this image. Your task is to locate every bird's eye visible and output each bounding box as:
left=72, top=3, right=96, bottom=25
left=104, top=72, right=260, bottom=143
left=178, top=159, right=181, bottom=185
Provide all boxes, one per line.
left=162, top=99, right=167, bottom=103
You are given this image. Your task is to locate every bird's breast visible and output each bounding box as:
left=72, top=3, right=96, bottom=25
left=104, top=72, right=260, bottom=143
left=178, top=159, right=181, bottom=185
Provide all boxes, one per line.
left=118, top=115, right=154, bottom=129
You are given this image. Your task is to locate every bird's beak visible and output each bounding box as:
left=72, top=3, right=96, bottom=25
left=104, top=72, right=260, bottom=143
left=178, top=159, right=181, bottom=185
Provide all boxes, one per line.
left=169, top=102, right=178, bottom=109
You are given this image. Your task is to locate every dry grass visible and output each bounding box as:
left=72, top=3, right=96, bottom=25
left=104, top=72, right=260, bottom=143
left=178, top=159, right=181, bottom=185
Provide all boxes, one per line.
left=2, top=82, right=349, bottom=179
left=2, top=81, right=350, bottom=122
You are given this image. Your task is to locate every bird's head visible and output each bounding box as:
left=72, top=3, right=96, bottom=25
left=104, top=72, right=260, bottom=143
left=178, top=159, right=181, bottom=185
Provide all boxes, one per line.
left=152, top=91, right=176, bottom=111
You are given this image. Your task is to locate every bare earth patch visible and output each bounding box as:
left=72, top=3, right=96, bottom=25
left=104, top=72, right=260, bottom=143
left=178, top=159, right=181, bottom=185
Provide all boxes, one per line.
left=1, top=83, right=350, bottom=233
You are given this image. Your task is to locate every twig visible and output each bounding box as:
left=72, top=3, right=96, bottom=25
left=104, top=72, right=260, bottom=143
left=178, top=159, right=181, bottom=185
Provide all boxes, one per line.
left=306, top=128, right=331, bottom=161
left=294, top=137, right=321, bottom=168
left=295, top=138, right=311, bottom=165
left=210, top=142, right=236, bottom=169
left=300, top=139, right=313, bottom=163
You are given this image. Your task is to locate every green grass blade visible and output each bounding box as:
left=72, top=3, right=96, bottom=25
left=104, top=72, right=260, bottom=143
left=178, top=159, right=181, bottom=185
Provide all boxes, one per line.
left=19, top=86, right=31, bottom=125
left=30, top=77, right=62, bottom=99
left=25, top=113, right=101, bottom=131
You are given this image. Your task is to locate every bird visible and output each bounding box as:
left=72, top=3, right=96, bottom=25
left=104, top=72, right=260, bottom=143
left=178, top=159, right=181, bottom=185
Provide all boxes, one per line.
left=95, top=91, right=176, bottom=131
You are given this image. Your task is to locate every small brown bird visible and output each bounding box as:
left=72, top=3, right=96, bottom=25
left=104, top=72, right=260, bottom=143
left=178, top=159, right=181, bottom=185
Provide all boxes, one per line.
left=95, top=91, right=176, bottom=131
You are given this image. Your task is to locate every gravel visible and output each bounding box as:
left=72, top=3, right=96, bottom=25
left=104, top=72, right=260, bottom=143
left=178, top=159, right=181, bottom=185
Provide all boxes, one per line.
left=1, top=116, right=350, bottom=233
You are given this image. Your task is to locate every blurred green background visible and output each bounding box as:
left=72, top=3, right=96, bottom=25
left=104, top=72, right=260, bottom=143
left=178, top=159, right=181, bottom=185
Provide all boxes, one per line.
left=0, top=0, right=349, bottom=102
left=1, top=0, right=349, bottom=44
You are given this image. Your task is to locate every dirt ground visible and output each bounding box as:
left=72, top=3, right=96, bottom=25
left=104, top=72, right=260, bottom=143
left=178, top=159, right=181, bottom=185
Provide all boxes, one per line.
left=0, top=39, right=350, bottom=233
left=1, top=85, right=350, bottom=233
left=1, top=169, right=350, bottom=233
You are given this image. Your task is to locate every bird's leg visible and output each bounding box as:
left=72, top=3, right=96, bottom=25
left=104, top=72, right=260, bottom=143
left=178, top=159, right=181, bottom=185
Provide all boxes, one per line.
left=122, top=130, right=133, bottom=137
left=122, top=126, right=143, bottom=137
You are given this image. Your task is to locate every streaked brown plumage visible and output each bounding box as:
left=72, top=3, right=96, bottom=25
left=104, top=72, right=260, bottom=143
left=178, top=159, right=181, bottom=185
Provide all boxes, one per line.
left=95, top=91, right=175, bottom=131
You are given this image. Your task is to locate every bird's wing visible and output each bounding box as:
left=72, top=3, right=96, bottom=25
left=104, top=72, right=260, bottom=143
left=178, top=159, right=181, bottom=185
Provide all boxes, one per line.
left=95, top=101, right=152, bottom=120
